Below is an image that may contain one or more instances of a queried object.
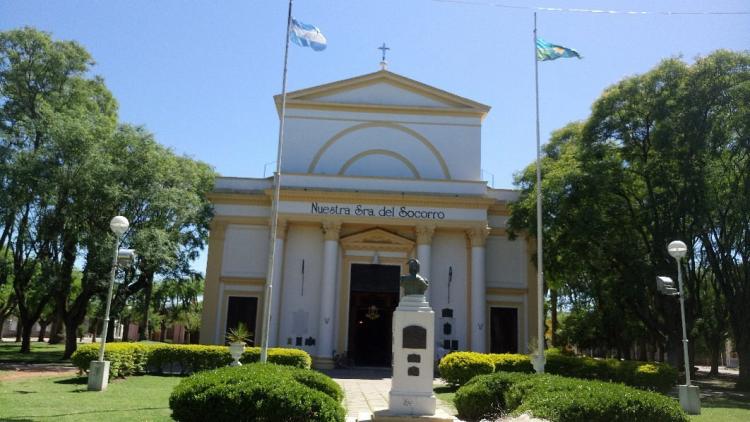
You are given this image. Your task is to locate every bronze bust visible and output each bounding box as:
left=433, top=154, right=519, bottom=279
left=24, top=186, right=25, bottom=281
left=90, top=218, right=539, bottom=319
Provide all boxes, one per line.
left=400, top=258, right=429, bottom=296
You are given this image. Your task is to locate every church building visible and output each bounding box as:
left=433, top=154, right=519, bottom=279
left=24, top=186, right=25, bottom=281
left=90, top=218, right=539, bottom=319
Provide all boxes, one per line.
left=199, top=69, right=538, bottom=369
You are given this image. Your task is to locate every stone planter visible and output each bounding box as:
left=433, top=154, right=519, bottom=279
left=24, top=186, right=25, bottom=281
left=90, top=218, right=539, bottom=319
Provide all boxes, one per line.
left=229, top=342, right=245, bottom=366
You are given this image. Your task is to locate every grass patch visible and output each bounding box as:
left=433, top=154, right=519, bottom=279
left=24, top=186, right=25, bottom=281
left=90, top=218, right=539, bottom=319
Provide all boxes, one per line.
left=0, top=374, right=181, bottom=421
left=0, top=342, right=68, bottom=364
left=434, top=385, right=457, bottom=404
left=690, top=396, right=750, bottom=422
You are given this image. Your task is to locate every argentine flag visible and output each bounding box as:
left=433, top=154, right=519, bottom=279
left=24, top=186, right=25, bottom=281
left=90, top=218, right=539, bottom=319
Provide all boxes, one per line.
left=290, top=19, right=327, bottom=51
left=536, top=38, right=581, bottom=61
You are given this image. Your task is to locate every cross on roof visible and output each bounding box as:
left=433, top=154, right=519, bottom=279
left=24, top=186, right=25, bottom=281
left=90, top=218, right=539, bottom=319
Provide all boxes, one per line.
left=378, top=42, right=390, bottom=63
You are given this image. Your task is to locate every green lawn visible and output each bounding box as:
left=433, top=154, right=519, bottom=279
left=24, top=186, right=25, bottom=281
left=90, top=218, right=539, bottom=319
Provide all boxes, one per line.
left=0, top=374, right=181, bottom=421
left=690, top=396, right=750, bottom=422
left=0, top=341, right=69, bottom=364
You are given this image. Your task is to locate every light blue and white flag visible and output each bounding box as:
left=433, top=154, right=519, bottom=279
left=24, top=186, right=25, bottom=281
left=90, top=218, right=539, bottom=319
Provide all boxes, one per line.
left=290, top=19, right=327, bottom=51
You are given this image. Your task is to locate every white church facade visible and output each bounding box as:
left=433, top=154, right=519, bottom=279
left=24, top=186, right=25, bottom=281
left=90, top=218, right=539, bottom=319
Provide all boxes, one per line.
left=199, top=70, right=539, bottom=369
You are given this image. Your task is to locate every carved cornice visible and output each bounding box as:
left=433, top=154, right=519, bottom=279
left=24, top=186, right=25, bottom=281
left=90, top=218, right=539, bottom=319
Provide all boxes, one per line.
left=467, top=225, right=491, bottom=247
left=322, top=220, right=342, bottom=241
left=415, top=224, right=436, bottom=245
left=340, top=227, right=415, bottom=253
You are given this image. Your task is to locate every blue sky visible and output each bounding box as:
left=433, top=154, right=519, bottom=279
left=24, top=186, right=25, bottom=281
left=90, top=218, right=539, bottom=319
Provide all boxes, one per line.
left=2, top=0, right=748, bottom=274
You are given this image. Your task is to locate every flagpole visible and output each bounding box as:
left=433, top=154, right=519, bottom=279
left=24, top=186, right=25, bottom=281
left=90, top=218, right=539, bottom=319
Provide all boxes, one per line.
left=260, top=0, right=293, bottom=364
left=533, top=11, right=546, bottom=373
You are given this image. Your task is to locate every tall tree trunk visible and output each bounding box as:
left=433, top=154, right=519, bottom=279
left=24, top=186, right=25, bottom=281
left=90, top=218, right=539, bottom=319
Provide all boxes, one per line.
left=15, top=326, right=21, bottom=342
left=48, top=317, right=63, bottom=344
left=159, top=321, right=166, bottom=342
left=737, top=341, right=750, bottom=390
left=63, top=322, right=79, bottom=359
left=121, top=316, right=130, bottom=342
left=139, top=275, right=154, bottom=341
left=0, top=315, right=6, bottom=340
left=37, top=321, right=48, bottom=342
left=550, top=289, right=558, bottom=347
left=106, top=318, right=116, bottom=342
left=709, top=345, right=721, bottom=376
left=20, top=317, right=34, bottom=353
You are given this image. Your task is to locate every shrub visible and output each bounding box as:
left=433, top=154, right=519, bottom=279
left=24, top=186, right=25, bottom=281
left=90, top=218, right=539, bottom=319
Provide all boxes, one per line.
left=241, top=346, right=312, bottom=369
left=488, top=353, right=534, bottom=373
left=71, top=343, right=311, bottom=378
left=454, top=371, right=688, bottom=422
left=149, top=344, right=231, bottom=374
left=169, top=363, right=345, bottom=422
left=71, top=343, right=158, bottom=377
left=454, top=371, right=532, bottom=421
left=438, top=351, right=495, bottom=386
left=509, top=375, right=688, bottom=422
left=545, top=351, right=677, bottom=392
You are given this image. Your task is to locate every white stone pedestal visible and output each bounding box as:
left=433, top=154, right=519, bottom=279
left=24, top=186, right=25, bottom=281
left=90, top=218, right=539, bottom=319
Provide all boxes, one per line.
left=388, top=294, right=437, bottom=416
left=679, top=385, right=701, bottom=415
left=87, top=360, right=110, bottom=391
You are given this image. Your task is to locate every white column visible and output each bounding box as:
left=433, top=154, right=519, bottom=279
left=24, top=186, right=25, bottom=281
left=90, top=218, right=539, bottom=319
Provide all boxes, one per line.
left=317, top=220, right=341, bottom=367
left=468, top=225, right=490, bottom=352
left=269, top=219, right=287, bottom=347
left=416, top=225, right=435, bottom=302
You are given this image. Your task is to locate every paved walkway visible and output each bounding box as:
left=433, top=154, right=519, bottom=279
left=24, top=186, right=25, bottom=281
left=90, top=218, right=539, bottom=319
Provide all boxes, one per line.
left=323, top=367, right=458, bottom=421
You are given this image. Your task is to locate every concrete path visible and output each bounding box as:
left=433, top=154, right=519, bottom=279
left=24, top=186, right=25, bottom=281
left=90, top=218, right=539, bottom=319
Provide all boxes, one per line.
left=323, top=367, right=458, bottom=422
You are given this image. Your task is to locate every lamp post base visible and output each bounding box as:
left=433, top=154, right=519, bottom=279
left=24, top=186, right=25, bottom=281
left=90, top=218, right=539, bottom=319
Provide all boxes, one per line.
left=678, top=385, right=701, bottom=415
left=531, top=354, right=546, bottom=373
left=87, top=361, right=110, bottom=391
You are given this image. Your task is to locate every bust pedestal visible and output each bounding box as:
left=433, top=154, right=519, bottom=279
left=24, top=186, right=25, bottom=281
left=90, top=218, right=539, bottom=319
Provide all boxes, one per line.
left=388, top=294, right=436, bottom=415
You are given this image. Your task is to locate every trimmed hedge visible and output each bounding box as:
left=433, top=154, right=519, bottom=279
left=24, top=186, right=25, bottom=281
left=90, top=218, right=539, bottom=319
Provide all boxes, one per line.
left=544, top=350, right=677, bottom=392
left=454, top=371, right=688, bottom=422
left=438, top=351, right=494, bottom=386
left=454, top=371, right=532, bottom=421
left=71, top=343, right=311, bottom=377
left=169, top=363, right=345, bottom=422
left=488, top=353, right=535, bottom=373
left=439, top=349, right=676, bottom=392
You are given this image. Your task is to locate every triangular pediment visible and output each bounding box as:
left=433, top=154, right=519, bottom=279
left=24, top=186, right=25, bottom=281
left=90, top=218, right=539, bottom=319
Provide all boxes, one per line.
left=275, top=70, right=490, bottom=117
left=340, top=228, right=415, bottom=252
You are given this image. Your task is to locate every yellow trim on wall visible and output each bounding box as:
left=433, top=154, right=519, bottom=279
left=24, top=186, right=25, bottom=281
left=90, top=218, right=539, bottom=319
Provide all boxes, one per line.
left=213, top=216, right=269, bottom=226
left=306, top=121, right=452, bottom=179
left=199, top=222, right=227, bottom=344
left=218, top=277, right=265, bottom=286
left=486, top=287, right=528, bottom=295
left=208, top=192, right=270, bottom=205
left=276, top=189, right=495, bottom=209
left=338, top=149, right=421, bottom=179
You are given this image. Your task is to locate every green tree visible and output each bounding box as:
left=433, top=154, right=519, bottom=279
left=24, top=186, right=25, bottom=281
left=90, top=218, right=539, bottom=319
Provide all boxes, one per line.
left=509, top=51, right=749, bottom=385
left=1, top=28, right=215, bottom=357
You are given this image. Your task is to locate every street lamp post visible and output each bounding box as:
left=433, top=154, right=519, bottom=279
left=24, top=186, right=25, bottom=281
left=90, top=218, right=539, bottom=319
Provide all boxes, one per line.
left=87, top=216, right=132, bottom=391
left=666, top=240, right=701, bottom=415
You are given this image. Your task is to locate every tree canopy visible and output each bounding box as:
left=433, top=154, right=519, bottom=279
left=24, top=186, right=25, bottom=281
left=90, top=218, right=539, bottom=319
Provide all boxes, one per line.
left=0, top=27, right=216, bottom=356
left=509, top=50, right=750, bottom=387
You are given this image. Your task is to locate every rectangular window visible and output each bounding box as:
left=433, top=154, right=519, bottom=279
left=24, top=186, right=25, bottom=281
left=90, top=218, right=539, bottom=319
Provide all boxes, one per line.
left=490, top=307, right=518, bottom=354
left=225, top=296, right=258, bottom=345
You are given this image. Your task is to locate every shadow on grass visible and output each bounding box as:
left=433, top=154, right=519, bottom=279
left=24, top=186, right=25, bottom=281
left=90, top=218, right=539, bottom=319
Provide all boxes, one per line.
left=0, top=342, right=68, bottom=364
left=2, top=407, right=170, bottom=420
left=54, top=376, right=87, bottom=385
left=434, top=385, right=458, bottom=394
left=702, top=397, right=750, bottom=410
